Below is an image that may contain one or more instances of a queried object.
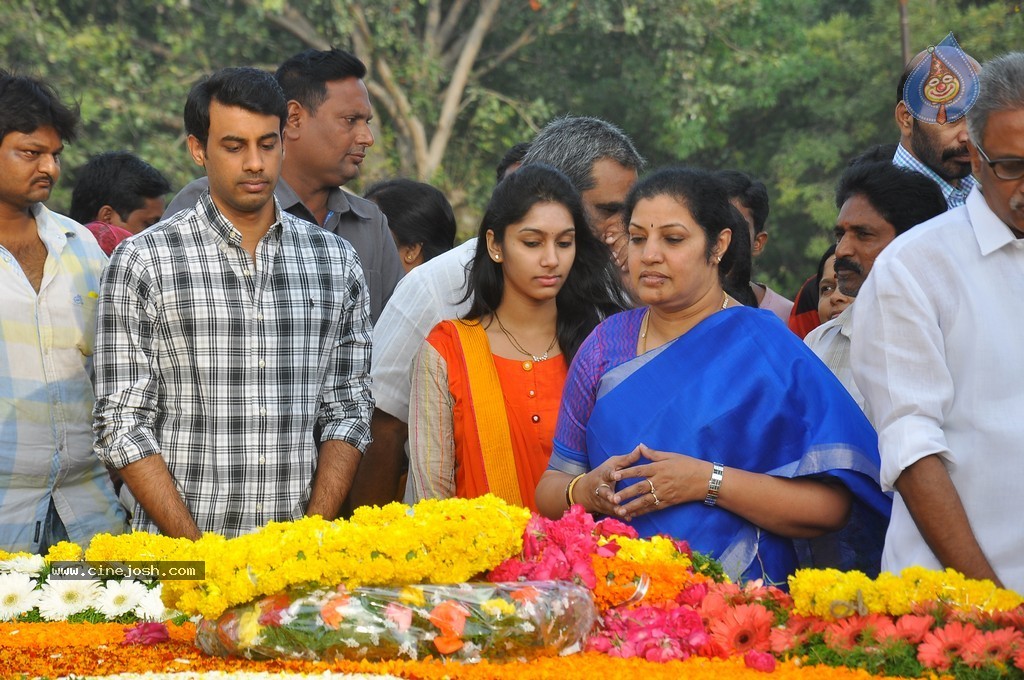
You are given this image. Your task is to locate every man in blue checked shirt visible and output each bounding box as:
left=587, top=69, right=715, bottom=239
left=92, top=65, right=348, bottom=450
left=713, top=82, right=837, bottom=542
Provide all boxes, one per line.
left=0, top=72, right=127, bottom=553
left=93, top=67, right=374, bottom=539
left=893, top=36, right=982, bottom=209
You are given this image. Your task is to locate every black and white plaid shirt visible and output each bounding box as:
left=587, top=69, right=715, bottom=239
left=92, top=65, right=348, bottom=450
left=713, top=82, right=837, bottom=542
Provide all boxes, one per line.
left=94, top=192, right=373, bottom=537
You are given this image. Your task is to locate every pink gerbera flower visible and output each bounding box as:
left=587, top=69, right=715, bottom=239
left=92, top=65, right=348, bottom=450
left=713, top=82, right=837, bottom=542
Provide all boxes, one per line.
left=883, top=614, right=935, bottom=645
left=961, top=628, right=1023, bottom=668
left=709, top=603, right=773, bottom=655
left=917, top=621, right=980, bottom=671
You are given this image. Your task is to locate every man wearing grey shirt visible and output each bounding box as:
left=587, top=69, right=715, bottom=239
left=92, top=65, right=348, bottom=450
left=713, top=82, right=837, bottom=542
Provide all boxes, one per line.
left=164, top=49, right=402, bottom=322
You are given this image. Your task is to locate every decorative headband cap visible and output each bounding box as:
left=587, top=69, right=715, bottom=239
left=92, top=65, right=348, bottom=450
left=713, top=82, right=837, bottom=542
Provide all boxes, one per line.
left=903, top=32, right=979, bottom=125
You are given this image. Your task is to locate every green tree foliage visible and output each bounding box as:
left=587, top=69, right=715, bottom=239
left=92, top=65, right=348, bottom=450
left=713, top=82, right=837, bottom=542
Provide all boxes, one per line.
left=1, top=0, right=1022, bottom=288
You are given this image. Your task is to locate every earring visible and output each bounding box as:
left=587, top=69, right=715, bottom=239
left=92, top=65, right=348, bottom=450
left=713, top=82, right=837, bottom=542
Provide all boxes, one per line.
left=493, top=254, right=501, bottom=262
left=714, top=255, right=722, bottom=264
left=405, top=255, right=414, bottom=263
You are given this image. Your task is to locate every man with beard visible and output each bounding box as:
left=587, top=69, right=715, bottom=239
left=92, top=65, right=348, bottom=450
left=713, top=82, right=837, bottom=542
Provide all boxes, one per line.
left=804, top=160, right=945, bottom=410
left=894, top=36, right=981, bottom=208
left=853, top=53, right=1024, bottom=590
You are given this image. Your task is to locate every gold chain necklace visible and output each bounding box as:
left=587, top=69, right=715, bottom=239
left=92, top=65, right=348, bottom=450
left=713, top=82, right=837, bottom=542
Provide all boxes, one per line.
left=494, top=312, right=558, bottom=362
left=640, top=292, right=729, bottom=353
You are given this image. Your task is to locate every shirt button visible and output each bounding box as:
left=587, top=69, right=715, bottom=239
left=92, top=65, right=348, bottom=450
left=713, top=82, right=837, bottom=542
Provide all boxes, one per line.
left=528, top=390, right=536, bottom=398
left=243, top=267, right=252, bottom=276
left=531, top=415, right=540, bottom=423
left=255, top=313, right=264, bottom=321
left=522, top=361, right=533, bottom=372
left=259, top=407, right=267, bottom=416
left=258, top=360, right=266, bottom=368
left=258, top=456, right=266, bottom=464
left=255, top=502, right=263, bottom=511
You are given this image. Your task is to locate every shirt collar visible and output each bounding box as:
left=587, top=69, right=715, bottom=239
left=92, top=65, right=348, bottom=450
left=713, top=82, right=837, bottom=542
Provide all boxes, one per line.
left=968, top=185, right=1024, bottom=256
left=893, top=143, right=977, bottom=208
left=273, top=177, right=374, bottom=224
left=197, top=190, right=283, bottom=245
left=30, top=203, right=74, bottom=253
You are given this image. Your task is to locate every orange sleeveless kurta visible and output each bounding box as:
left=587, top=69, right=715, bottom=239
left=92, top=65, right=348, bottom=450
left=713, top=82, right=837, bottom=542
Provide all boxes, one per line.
left=425, top=320, right=566, bottom=512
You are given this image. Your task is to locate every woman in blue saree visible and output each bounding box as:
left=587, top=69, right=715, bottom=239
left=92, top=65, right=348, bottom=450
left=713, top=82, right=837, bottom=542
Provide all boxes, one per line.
left=536, top=167, right=890, bottom=585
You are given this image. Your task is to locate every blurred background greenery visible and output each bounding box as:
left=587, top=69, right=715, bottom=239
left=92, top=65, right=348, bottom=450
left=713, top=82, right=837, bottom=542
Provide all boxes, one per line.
left=3, top=0, right=1021, bottom=294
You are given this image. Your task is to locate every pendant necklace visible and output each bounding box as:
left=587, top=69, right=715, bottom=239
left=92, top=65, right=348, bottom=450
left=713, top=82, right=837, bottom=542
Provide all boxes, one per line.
left=494, top=312, right=558, bottom=362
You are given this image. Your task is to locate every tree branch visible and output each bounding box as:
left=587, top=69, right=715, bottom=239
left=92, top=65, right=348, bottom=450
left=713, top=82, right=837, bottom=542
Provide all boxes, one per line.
left=349, top=3, right=430, bottom=175
left=436, top=0, right=471, bottom=49
left=246, top=0, right=331, bottom=50
left=426, top=0, right=502, bottom=177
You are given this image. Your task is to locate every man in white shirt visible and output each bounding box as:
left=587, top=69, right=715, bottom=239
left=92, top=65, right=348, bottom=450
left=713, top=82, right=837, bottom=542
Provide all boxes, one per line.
left=852, top=53, right=1024, bottom=590
left=716, top=170, right=792, bottom=321
left=804, top=161, right=945, bottom=409
left=347, top=118, right=644, bottom=509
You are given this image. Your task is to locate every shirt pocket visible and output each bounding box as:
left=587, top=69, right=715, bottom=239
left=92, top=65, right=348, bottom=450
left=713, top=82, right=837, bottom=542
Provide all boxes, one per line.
left=74, top=293, right=99, bottom=357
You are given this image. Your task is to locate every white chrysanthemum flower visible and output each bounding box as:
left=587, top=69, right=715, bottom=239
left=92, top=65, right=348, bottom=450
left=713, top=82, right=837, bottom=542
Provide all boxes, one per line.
left=0, top=572, right=39, bottom=621
left=97, top=579, right=149, bottom=618
left=134, top=584, right=169, bottom=621
left=0, top=554, right=45, bottom=575
left=36, top=578, right=101, bottom=620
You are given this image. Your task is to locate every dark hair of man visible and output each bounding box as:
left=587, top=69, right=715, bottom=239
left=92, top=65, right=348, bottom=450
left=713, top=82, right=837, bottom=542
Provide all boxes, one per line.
left=847, top=143, right=899, bottom=167
left=834, top=161, right=947, bottom=236
left=495, top=142, right=531, bottom=184
left=896, top=57, right=917, bottom=105
left=0, top=70, right=79, bottom=144
left=715, top=169, right=770, bottom=235
left=463, top=164, right=630, bottom=363
left=521, top=116, right=645, bottom=192
left=364, top=179, right=456, bottom=263
left=815, top=243, right=838, bottom=291
left=69, top=151, right=172, bottom=224
left=184, top=67, right=288, bottom=147
left=966, top=52, right=1024, bottom=144
left=274, top=48, right=367, bottom=115
left=624, top=166, right=750, bottom=289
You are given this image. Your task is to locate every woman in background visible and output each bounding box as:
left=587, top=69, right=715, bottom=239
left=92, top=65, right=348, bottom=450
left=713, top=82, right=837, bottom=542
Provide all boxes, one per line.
left=365, top=178, right=457, bottom=273
left=408, top=165, right=629, bottom=511
left=536, top=167, right=889, bottom=584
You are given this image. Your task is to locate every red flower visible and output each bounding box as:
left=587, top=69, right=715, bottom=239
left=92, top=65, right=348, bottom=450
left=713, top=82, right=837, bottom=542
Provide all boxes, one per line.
left=884, top=614, right=934, bottom=645
left=595, top=517, right=638, bottom=539
left=122, top=621, right=170, bottom=646
left=961, top=628, right=1023, bottom=668
left=429, top=600, right=471, bottom=655
left=917, top=621, right=980, bottom=671
left=709, top=604, right=773, bottom=656
left=510, top=585, right=540, bottom=604
left=320, top=593, right=350, bottom=630
left=256, top=592, right=291, bottom=626
left=825, top=614, right=895, bottom=649
left=744, top=649, right=777, bottom=672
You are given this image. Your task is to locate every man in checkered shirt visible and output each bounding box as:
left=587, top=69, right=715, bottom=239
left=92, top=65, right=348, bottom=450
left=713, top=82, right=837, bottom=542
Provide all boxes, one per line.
left=93, top=67, right=373, bottom=538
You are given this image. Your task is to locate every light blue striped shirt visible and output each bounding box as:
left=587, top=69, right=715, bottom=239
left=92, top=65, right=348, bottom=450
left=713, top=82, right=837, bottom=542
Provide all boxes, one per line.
left=893, top=143, right=977, bottom=209
left=0, top=204, right=126, bottom=552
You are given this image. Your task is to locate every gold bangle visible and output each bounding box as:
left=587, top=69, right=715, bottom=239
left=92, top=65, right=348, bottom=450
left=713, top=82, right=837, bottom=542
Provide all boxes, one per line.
left=565, top=473, right=586, bottom=507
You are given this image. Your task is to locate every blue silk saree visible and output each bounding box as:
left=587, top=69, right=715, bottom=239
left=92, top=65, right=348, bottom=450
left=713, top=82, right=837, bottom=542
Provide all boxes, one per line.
left=552, top=307, right=890, bottom=584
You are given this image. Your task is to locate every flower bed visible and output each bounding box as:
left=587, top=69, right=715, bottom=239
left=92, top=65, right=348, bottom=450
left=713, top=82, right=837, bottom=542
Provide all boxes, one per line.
left=2, top=496, right=1023, bottom=679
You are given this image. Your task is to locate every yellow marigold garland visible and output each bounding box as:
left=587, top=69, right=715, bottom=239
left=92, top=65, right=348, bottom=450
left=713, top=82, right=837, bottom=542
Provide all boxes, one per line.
left=68, top=496, right=529, bottom=620
left=789, top=566, right=1023, bottom=620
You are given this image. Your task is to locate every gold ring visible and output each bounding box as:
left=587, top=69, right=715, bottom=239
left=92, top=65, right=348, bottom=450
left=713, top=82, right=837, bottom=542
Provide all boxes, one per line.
left=651, top=491, right=661, bottom=506
left=646, top=478, right=655, bottom=494
left=595, top=483, right=612, bottom=496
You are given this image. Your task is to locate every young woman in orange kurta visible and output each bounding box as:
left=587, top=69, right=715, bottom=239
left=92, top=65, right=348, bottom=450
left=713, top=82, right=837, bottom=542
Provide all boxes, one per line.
left=408, top=165, right=629, bottom=511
